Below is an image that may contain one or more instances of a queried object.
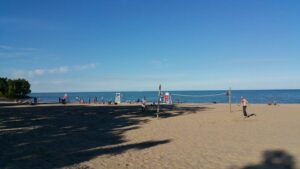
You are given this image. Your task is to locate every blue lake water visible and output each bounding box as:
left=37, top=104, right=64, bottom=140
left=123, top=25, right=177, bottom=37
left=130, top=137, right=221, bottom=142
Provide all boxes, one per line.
left=30, top=90, right=300, bottom=104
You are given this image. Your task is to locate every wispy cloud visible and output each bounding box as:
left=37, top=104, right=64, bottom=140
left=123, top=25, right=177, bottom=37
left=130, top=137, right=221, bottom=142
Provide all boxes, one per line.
left=12, top=69, right=46, bottom=78
left=12, top=63, right=96, bottom=78
left=0, top=44, right=38, bottom=51
left=28, top=69, right=45, bottom=77
left=50, top=80, right=66, bottom=86
left=48, top=66, right=69, bottom=74
left=0, top=44, right=39, bottom=59
left=0, top=17, right=60, bottom=30
left=0, top=17, right=25, bottom=25
left=149, top=58, right=169, bottom=68
left=19, top=47, right=39, bottom=51
left=0, top=45, right=13, bottom=50
left=12, top=70, right=27, bottom=78
left=74, top=63, right=96, bottom=70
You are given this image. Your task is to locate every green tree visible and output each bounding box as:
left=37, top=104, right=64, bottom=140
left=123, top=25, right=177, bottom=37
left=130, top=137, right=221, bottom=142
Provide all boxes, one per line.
left=19, top=79, right=31, bottom=97
left=7, top=79, right=31, bottom=98
left=0, top=77, right=8, bottom=96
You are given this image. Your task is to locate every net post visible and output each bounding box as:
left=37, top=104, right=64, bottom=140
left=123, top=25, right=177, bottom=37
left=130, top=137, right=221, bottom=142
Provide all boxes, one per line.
left=228, top=88, right=232, bottom=112
left=157, top=84, right=161, bottom=119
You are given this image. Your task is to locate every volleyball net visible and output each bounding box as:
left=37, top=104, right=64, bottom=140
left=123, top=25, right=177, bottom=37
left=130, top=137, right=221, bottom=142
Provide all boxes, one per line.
left=155, top=85, right=233, bottom=118
left=171, top=92, right=227, bottom=98
left=160, top=91, right=230, bottom=104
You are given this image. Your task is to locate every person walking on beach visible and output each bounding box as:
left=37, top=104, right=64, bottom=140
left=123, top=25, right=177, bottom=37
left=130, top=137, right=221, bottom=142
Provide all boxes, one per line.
left=94, top=96, right=97, bottom=104
left=241, top=96, right=248, bottom=117
left=241, top=96, right=256, bottom=118
left=63, top=93, right=68, bottom=103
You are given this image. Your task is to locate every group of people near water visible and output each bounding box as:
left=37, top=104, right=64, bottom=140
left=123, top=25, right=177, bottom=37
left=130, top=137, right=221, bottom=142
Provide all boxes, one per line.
left=58, top=93, right=68, bottom=104
left=75, top=96, right=100, bottom=104
left=71, top=95, right=149, bottom=105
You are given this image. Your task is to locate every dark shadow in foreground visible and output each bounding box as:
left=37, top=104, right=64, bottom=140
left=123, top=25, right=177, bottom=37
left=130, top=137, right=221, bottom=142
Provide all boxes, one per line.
left=0, top=104, right=205, bottom=169
left=239, top=150, right=297, bottom=169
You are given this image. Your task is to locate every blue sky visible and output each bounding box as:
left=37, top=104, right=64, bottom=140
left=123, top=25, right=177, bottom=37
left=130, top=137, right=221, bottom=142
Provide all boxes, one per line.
left=1, top=0, right=300, bottom=92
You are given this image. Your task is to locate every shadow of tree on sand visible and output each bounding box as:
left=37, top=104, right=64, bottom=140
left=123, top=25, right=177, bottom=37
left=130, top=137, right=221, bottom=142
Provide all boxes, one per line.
left=0, top=104, right=207, bottom=169
left=234, top=150, right=297, bottom=169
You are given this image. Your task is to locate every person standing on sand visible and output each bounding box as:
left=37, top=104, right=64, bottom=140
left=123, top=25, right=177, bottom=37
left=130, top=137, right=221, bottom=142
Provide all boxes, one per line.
left=63, top=93, right=68, bottom=103
left=241, top=96, right=256, bottom=118
left=241, top=96, right=248, bottom=117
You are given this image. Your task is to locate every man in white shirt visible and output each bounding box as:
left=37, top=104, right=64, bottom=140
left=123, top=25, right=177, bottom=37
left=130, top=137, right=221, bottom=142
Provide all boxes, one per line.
left=241, top=96, right=248, bottom=117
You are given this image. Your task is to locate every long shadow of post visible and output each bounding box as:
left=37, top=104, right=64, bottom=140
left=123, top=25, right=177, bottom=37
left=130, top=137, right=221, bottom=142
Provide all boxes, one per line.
left=0, top=104, right=208, bottom=169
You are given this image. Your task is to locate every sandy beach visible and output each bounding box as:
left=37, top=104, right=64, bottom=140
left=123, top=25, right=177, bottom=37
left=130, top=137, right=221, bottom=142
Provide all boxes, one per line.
left=0, top=103, right=299, bottom=169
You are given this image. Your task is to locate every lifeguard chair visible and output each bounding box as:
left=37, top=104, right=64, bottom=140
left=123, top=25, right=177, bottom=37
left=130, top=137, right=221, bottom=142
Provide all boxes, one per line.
left=115, top=93, right=121, bottom=104
left=164, top=92, right=172, bottom=104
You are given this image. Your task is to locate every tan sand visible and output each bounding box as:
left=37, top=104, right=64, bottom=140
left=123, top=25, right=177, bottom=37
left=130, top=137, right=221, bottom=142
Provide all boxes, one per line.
left=0, top=103, right=299, bottom=169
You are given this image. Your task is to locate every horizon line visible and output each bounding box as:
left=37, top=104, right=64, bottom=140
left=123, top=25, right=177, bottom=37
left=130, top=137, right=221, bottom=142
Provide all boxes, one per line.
left=31, top=88, right=300, bottom=93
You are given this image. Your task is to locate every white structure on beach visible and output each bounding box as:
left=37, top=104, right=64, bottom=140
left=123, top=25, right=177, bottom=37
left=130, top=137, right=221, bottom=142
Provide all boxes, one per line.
left=164, top=92, right=172, bottom=104
left=115, top=93, right=121, bottom=104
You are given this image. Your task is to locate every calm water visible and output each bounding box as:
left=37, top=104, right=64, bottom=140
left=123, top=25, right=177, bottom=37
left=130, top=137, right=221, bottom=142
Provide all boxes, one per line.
left=30, top=90, right=300, bottom=104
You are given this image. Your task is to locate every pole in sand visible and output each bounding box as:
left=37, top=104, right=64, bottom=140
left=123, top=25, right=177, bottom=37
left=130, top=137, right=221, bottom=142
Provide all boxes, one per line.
left=157, top=84, right=161, bottom=119
left=228, top=88, right=232, bottom=112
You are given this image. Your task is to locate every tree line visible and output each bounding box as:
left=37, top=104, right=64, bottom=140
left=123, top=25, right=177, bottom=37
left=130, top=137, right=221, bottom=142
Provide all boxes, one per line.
left=0, top=77, right=31, bottom=98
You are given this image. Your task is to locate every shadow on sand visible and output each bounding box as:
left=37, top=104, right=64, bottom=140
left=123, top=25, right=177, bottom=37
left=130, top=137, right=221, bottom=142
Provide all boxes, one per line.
left=236, top=150, right=297, bottom=169
left=0, top=104, right=209, bottom=169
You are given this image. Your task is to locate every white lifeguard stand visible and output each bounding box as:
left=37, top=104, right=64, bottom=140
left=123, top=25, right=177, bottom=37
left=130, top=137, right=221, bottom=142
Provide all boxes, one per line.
left=164, top=92, right=172, bottom=104
left=115, top=93, right=121, bottom=104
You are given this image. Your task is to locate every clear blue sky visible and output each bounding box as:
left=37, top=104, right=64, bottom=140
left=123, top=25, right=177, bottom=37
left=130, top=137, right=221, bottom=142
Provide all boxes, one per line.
left=1, top=0, right=300, bottom=92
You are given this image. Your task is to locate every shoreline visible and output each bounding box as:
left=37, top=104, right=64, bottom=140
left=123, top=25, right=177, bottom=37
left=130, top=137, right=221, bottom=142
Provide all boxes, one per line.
left=1, top=101, right=300, bottom=108
left=0, top=101, right=300, bottom=106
